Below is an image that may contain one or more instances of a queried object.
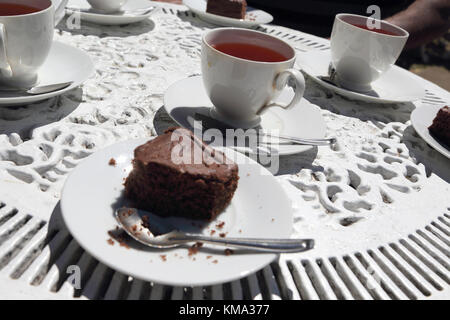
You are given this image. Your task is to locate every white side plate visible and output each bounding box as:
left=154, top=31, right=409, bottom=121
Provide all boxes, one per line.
left=0, top=42, right=94, bottom=106
left=411, top=104, right=450, bottom=159
left=297, top=50, right=425, bottom=104
left=66, top=0, right=155, bottom=25
left=164, top=76, right=327, bottom=156
left=61, top=139, right=293, bottom=286
left=183, top=0, right=273, bottom=28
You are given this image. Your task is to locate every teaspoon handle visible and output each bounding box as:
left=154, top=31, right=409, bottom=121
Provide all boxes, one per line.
left=168, top=233, right=315, bottom=253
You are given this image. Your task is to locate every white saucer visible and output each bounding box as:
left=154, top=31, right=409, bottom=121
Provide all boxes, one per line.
left=61, top=138, right=293, bottom=286
left=0, top=42, right=94, bottom=107
left=411, top=105, right=450, bottom=159
left=183, top=0, right=273, bottom=28
left=163, top=76, right=327, bottom=156
left=297, top=50, right=425, bottom=104
left=66, top=0, right=155, bottom=25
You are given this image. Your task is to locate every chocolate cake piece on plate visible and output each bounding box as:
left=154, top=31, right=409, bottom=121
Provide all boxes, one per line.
left=206, top=0, right=247, bottom=19
left=428, top=106, right=450, bottom=146
left=124, top=127, right=239, bottom=220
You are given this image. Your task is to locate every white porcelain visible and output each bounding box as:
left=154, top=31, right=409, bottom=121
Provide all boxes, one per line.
left=66, top=0, right=154, bottom=25
left=60, top=138, right=293, bottom=286
left=164, top=76, right=326, bottom=156
left=0, top=0, right=67, bottom=88
left=297, top=50, right=425, bottom=104
left=87, top=0, right=127, bottom=13
left=202, top=28, right=306, bottom=128
left=0, top=42, right=94, bottom=106
left=183, top=0, right=273, bottom=28
left=331, top=13, right=409, bottom=92
left=411, top=105, right=450, bottom=159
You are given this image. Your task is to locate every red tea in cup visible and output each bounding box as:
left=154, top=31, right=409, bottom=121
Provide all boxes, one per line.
left=352, top=23, right=401, bottom=36
left=0, top=3, right=41, bottom=16
left=212, top=42, right=288, bottom=63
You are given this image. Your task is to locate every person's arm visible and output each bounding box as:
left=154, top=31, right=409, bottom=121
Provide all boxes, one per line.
left=385, top=0, right=450, bottom=49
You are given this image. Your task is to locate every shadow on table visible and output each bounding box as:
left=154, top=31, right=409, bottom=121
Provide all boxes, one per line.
left=56, top=17, right=156, bottom=38
left=46, top=202, right=123, bottom=299
left=152, top=105, right=319, bottom=176
left=304, top=81, right=416, bottom=125
left=0, top=88, right=83, bottom=140
left=402, top=125, right=450, bottom=183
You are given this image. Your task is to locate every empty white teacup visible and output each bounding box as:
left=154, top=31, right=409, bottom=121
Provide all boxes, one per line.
left=201, top=28, right=305, bottom=128
left=87, top=0, right=128, bottom=13
left=0, top=0, right=67, bottom=88
left=330, top=13, right=409, bottom=92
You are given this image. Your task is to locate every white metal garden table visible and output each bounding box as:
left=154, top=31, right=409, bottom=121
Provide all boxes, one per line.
left=0, top=1, right=449, bottom=300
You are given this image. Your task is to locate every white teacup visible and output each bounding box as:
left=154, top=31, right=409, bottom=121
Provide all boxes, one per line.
left=87, top=0, right=128, bottom=13
left=330, top=13, right=409, bottom=92
left=201, top=28, right=305, bottom=128
left=0, top=0, right=67, bottom=88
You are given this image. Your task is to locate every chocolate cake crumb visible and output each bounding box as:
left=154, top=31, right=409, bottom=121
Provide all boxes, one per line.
left=206, top=255, right=212, bottom=259
left=108, top=158, right=116, bottom=166
left=119, top=242, right=130, bottom=249
left=210, top=230, right=216, bottom=236
left=188, top=242, right=204, bottom=256
left=216, top=221, right=225, bottom=229
left=160, top=255, right=167, bottom=261
left=141, top=215, right=150, bottom=229
left=107, top=238, right=114, bottom=245
left=224, top=249, right=234, bottom=256
left=219, top=233, right=226, bottom=238
left=212, top=260, right=218, bottom=264
left=107, top=229, right=130, bottom=249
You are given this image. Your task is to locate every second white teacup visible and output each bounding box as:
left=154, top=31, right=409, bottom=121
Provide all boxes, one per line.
left=0, top=0, right=67, bottom=88
left=201, top=28, right=305, bottom=128
left=330, top=13, right=409, bottom=92
left=87, top=0, right=128, bottom=13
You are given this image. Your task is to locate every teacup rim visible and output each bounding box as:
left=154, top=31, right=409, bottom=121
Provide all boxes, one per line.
left=336, top=13, right=409, bottom=39
left=0, top=0, right=53, bottom=18
left=202, top=27, right=297, bottom=65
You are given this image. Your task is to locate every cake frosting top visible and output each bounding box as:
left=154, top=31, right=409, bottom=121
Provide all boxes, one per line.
left=134, top=127, right=238, bottom=181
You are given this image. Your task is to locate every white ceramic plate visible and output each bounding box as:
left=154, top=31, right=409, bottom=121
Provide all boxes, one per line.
left=66, top=0, right=155, bottom=25
left=164, top=76, right=327, bottom=156
left=297, top=50, right=425, bottom=104
left=0, top=42, right=93, bottom=107
left=183, top=0, right=273, bottom=28
left=60, top=138, right=293, bottom=286
left=411, top=104, right=450, bottom=159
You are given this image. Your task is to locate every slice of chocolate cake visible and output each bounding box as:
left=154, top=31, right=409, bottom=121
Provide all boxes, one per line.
left=124, top=128, right=239, bottom=220
left=429, top=106, right=450, bottom=146
left=206, top=0, right=247, bottom=19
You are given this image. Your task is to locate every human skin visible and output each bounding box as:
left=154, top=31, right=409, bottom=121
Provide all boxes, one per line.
left=386, top=0, right=450, bottom=49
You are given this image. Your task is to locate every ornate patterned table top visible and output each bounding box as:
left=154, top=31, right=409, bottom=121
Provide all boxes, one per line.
left=0, top=2, right=449, bottom=300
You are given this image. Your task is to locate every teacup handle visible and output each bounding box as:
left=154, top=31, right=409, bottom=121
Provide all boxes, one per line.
left=0, top=24, right=12, bottom=78
left=257, top=68, right=306, bottom=115
left=53, top=0, right=69, bottom=26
